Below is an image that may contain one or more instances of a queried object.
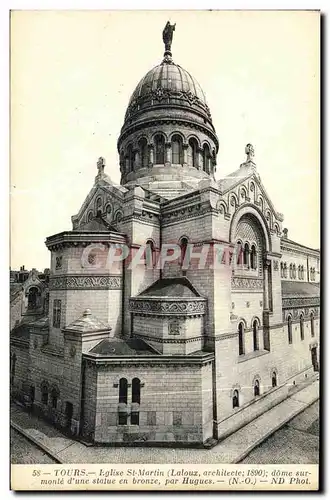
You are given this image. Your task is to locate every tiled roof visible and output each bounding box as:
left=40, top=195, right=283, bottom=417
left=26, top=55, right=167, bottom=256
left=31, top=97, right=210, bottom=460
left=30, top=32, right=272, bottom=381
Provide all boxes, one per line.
left=89, top=337, right=158, bottom=356
left=138, top=277, right=202, bottom=298
left=281, top=237, right=320, bottom=253
left=75, top=214, right=118, bottom=233
left=281, top=281, right=320, bottom=298
left=64, top=309, right=111, bottom=333
left=10, top=283, right=23, bottom=301
left=11, top=323, right=31, bottom=339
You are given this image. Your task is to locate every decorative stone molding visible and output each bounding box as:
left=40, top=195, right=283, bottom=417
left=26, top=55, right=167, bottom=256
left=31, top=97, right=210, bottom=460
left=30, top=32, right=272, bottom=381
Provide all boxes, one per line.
left=168, top=319, right=182, bottom=335
left=129, top=298, right=206, bottom=316
left=231, top=277, right=263, bottom=290
left=282, top=296, right=320, bottom=309
left=69, top=345, right=76, bottom=357
left=135, top=333, right=203, bottom=344
left=50, top=275, right=122, bottom=290
left=55, top=256, right=63, bottom=270
left=126, top=88, right=211, bottom=120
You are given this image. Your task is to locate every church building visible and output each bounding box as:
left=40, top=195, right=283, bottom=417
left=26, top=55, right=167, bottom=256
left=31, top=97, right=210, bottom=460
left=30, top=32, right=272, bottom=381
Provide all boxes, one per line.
left=10, top=23, right=320, bottom=446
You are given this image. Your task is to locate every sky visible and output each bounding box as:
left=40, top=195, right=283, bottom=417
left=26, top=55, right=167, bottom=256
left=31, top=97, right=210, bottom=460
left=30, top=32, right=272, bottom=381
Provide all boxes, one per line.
left=10, top=10, right=320, bottom=270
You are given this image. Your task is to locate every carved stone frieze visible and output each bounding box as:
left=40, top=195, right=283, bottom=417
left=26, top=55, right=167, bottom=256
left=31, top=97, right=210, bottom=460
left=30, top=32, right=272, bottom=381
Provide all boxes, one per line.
left=126, top=88, right=211, bottom=119
left=129, top=298, right=206, bottom=316
left=168, top=319, right=182, bottom=335
left=231, top=277, right=263, bottom=290
left=282, top=296, right=320, bottom=309
left=50, top=275, right=122, bottom=290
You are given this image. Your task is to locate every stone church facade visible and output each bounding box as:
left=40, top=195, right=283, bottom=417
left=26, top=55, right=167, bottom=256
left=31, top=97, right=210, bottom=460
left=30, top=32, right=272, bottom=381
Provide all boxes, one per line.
left=10, top=25, right=320, bottom=446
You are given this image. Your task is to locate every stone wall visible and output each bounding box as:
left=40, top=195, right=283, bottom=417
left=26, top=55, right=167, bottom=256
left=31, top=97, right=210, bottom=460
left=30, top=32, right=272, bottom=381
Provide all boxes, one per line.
left=87, top=361, right=213, bottom=445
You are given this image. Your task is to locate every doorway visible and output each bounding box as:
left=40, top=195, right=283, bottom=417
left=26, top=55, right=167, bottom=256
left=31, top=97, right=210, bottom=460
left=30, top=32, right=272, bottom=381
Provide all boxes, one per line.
left=311, top=347, right=319, bottom=372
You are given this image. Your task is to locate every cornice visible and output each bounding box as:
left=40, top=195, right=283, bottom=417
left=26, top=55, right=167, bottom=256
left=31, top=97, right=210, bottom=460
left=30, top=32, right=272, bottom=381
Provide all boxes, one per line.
left=82, top=351, right=214, bottom=367
left=45, top=231, right=126, bottom=251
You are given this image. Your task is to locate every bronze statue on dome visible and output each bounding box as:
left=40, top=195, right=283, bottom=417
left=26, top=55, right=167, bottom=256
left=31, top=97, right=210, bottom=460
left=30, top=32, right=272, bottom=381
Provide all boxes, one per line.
left=163, top=21, right=176, bottom=53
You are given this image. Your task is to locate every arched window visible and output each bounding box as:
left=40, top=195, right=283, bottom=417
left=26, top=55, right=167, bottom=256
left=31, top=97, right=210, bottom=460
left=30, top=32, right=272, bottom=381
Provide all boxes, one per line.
left=300, top=314, right=304, bottom=341
left=271, top=371, right=277, bottom=388
left=51, top=387, right=59, bottom=409
left=154, top=135, right=165, bottom=164
left=288, top=316, right=293, bottom=344
left=118, top=378, right=128, bottom=425
left=95, top=197, right=102, bottom=215
left=280, top=262, right=284, bottom=278
left=301, top=265, right=304, bottom=281
left=243, top=243, right=250, bottom=267
left=253, top=320, right=259, bottom=351
left=126, top=144, right=134, bottom=172
left=41, top=382, right=49, bottom=405
left=180, top=237, right=188, bottom=274
left=254, top=379, right=260, bottom=397
left=310, top=313, right=315, bottom=337
left=87, top=211, right=93, bottom=221
left=237, top=241, right=244, bottom=265
left=132, top=377, right=141, bottom=405
left=119, top=378, right=128, bottom=404
left=10, top=353, right=16, bottom=385
left=283, top=263, right=287, bottom=278
left=28, top=287, right=39, bottom=310
left=53, top=299, right=61, bottom=328
left=131, top=377, right=141, bottom=425
left=29, top=385, right=35, bottom=404
left=187, top=138, right=198, bottom=168
left=310, top=267, right=315, bottom=281
left=289, top=264, right=293, bottom=279
left=232, top=389, right=239, bottom=409
left=251, top=245, right=257, bottom=270
left=120, top=151, right=125, bottom=170
left=138, top=138, right=148, bottom=168
left=145, top=240, right=155, bottom=269
left=202, top=144, right=210, bottom=173
left=171, top=135, right=183, bottom=165
left=293, top=264, right=296, bottom=279
left=238, top=322, right=245, bottom=356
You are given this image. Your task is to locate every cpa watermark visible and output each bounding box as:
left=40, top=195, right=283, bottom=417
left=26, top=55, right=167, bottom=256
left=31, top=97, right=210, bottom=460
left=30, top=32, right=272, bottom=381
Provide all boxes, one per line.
left=80, top=242, right=245, bottom=271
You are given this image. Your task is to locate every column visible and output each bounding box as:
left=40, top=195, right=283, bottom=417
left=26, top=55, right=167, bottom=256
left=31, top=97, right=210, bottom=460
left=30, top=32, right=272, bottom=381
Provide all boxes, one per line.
left=148, top=144, right=154, bottom=167
left=133, top=149, right=139, bottom=171
left=263, top=259, right=271, bottom=310
left=182, top=143, right=188, bottom=167
left=197, top=148, right=203, bottom=170
left=165, top=142, right=171, bottom=166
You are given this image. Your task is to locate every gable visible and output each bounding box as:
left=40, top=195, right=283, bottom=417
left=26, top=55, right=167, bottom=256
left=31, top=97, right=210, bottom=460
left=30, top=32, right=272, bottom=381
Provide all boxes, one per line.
left=218, top=169, right=283, bottom=236
left=72, top=183, right=127, bottom=230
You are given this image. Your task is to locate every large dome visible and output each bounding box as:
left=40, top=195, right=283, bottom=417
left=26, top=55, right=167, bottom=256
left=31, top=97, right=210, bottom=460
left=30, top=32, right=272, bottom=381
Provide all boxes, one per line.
left=124, top=57, right=211, bottom=124
left=117, top=23, right=219, bottom=198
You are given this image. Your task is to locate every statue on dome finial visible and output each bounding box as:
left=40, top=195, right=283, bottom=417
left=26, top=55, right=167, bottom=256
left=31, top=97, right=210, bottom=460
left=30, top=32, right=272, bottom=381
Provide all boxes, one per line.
left=245, top=143, right=255, bottom=162
left=163, top=21, right=176, bottom=55
left=97, top=156, right=105, bottom=175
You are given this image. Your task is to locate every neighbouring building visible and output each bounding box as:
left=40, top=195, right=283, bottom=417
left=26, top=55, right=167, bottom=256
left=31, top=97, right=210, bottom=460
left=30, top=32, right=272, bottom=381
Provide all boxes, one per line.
left=10, top=24, right=320, bottom=446
left=10, top=267, right=50, bottom=331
